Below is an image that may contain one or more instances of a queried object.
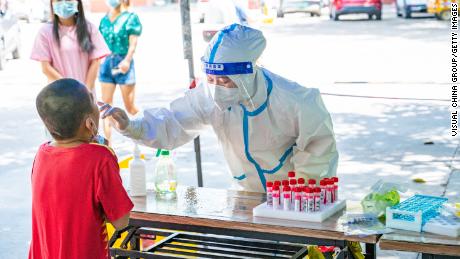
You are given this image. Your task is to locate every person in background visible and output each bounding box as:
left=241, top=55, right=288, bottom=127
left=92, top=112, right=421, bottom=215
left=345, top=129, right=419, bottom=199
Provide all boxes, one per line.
left=30, top=0, right=110, bottom=97
left=29, top=78, right=132, bottom=259
left=98, top=0, right=142, bottom=144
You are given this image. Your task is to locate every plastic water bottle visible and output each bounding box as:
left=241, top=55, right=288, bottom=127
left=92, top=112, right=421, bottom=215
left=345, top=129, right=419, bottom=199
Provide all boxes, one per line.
left=129, top=144, right=146, bottom=196
left=154, top=149, right=177, bottom=199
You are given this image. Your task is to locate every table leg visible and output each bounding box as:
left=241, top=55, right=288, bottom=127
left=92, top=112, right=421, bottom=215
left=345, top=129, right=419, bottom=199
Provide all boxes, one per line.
left=365, top=243, right=376, bottom=259
left=129, top=235, right=141, bottom=259
left=292, top=246, right=308, bottom=259
left=336, top=248, right=346, bottom=259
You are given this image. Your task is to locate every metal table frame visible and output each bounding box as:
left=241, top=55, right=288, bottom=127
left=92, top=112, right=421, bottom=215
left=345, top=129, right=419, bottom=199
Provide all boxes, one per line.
left=109, top=218, right=378, bottom=259
left=109, top=226, right=314, bottom=259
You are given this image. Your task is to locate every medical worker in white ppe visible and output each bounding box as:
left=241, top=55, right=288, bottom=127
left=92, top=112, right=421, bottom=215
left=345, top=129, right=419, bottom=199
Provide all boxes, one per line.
left=101, top=24, right=338, bottom=192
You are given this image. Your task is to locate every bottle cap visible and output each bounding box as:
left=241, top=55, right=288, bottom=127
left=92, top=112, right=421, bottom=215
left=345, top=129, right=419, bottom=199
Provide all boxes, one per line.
left=289, top=179, right=297, bottom=185
left=161, top=150, right=170, bottom=156
left=308, top=179, right=316, bottom=185
left=288, top=171, right=296, bottom=178
left=332, top=177, right=339, bottom=183
left=298, top=178, right=305, bottom=185
left=305, top=187, right=313, bottom=193
left=266, top=181, right=273, bottom=188
left=283, top=186, right=291, bottom=192
left=315, top=187, right=321, bottom=193
left=274, top=181, right=281, bottom=186
left=282, top=180, right=289, bottom=186
left=273, top=185, right=280, bottom=191
left=327, top=179, right=334, bottom=185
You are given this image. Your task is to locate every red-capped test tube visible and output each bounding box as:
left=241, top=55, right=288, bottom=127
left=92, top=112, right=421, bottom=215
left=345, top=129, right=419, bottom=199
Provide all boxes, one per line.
left=297, top=178, right=305, bottom=187
left=266, top=181, right=273, bottom=207
left=306, top=187, right=314, bottom=212
left=274, top=180, right=281, bottom=187
left=314, top=187, right=321, bottom=211
left=273, top=185, right=280, bottom=209
left=289, top=179, right=297, bottom=202
left=281, top=180, right=289, bottom=205
left=294, top=187, right=302, bottom=212
left=283, top=186, right=291, bottom=211
left=332, top=177, right=339, bottom=201
left=308, top=179, right=316, bottom=188
left=288, top=171, right=296, bottom=181
left=320, top=180, right=327, bottom=205
left=326, top=178, right=334, bottom=204
left=302, top=187, right=308, bottom=213
left=289, top=179, right=297, bottom=190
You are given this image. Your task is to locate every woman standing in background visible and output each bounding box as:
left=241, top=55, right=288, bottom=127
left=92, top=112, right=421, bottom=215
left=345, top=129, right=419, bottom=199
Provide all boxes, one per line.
left=31, top=0, right=110, bottom=96
left=98, top=0, right=142, bottom=144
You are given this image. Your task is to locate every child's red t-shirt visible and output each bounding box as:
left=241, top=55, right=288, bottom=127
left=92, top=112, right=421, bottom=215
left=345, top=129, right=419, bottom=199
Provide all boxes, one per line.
left=29, top=143, right=133, bottom=259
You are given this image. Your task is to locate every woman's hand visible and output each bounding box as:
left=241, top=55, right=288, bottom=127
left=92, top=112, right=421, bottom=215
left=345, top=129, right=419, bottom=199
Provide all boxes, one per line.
left=118, top=59, right=131, bottom=74
left=98, top=102, right=130, bottom=131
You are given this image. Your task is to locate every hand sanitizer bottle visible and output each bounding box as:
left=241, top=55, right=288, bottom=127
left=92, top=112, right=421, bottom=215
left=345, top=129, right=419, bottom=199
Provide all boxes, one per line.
left=129, top=144, right=146, bottom=196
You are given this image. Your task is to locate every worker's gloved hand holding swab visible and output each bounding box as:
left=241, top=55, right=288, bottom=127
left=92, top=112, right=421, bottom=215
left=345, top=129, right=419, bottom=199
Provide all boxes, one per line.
left=98, top=102, right=130, bottom=131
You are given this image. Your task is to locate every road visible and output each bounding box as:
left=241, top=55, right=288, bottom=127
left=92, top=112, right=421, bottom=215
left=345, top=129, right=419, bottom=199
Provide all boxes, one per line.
left=0, top=4, right=454, bottom=258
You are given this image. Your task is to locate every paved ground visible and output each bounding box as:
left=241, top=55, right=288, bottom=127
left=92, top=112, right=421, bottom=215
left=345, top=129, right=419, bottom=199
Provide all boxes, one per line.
left=0, top=3, right=456, bottom=258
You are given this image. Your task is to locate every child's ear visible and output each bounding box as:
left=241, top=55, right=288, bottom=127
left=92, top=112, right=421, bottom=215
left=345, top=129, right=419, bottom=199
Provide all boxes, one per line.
left=84, top=117, right=93, bottom=132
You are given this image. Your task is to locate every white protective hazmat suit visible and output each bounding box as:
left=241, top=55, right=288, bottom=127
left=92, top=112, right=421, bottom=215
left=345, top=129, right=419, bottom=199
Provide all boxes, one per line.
left=122, top=24, right=338, bottom=192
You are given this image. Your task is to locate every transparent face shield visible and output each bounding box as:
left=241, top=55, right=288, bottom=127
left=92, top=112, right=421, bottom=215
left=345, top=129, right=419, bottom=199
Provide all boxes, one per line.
left=202, top=58, right=257, bottom=110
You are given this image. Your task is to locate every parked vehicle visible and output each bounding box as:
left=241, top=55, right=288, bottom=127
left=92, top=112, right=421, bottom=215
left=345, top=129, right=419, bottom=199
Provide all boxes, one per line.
left=277, top=0, right=322, bottom=17
left=0, top=0, right=21, bottom=70
left=396, top=0, right=428, bottom=18
left=428, top=0, right=452, bottom=20
left=329, top=0, right=382, bottom=20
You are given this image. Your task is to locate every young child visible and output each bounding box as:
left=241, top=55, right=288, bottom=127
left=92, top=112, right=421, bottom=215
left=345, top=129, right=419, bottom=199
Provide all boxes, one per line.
left=29, top=78, right=133, bottom=259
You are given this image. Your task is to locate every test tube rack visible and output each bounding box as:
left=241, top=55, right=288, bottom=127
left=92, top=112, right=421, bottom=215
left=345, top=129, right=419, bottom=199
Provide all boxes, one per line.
left=253, top=200, right=346, bottom=223
left=386, top=194, right=448, bottom=232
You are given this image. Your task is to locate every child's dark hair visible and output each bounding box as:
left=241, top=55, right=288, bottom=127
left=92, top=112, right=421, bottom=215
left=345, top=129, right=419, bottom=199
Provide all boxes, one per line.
left=50, top=0, right=94, bottom=53
left=36, top=79, right=93, bottom=140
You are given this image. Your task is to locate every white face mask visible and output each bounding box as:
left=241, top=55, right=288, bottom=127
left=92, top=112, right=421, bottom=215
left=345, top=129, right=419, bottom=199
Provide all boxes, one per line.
left=106, top=0, right=121, bottom=8
left=209, top=83, right=240, bottom=110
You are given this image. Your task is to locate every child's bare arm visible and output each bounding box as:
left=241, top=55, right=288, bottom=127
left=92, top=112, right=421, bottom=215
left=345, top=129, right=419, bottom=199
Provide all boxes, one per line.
left=97, top=151, right=134, bottom=232
left=109, top=212, right=130, bottom=230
